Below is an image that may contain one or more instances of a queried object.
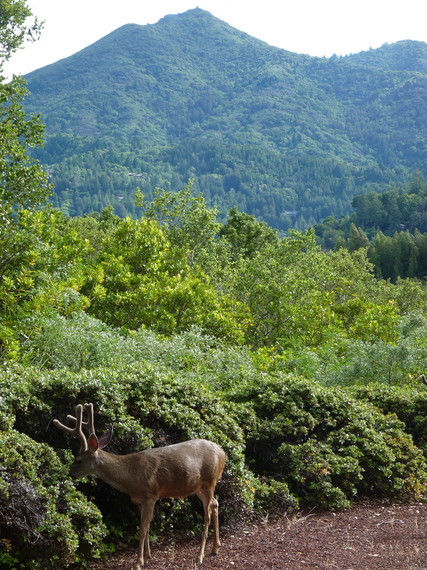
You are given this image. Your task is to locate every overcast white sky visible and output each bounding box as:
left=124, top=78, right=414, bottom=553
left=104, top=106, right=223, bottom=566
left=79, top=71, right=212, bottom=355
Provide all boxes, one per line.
left=3, top=0, right=427, bottom=77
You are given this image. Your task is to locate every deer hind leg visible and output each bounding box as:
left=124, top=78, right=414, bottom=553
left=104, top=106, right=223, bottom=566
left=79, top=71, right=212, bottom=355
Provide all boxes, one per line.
left=210, top=496, right=220, bottom=555
left=196, top=489, right=220, bottom=564
left=133, top=500, right=155, bottom=569
left=143, top=527, right=151, bottom=561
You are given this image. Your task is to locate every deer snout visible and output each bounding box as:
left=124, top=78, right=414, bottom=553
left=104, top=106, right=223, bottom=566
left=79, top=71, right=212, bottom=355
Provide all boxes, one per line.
left=69, top=466, right=81, bottom=479
left=69, top=457, right=88, bottom=479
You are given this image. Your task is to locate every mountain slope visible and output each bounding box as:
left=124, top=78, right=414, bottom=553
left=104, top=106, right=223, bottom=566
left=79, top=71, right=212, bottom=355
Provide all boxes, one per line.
left=26, top=9, right=313, bottom=142
left=345, top=40, right=427, bottom=72
left=24, top=8, right=427, bottom=229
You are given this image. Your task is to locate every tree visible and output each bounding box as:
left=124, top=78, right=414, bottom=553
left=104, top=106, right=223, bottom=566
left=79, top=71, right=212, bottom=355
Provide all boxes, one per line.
left=0, top=0, right=50, bottom=225
left=228, top=228, right=405, bottom=349
left=141, top=181, right=220, bottom=265
left=0, top=2, right=54, bottom=358
left=219, top=206, right=279, bottom=259
left=347, top=223, right=369, bottom=252
left=0, top=76, right=50, bottom=213
left=369, top=231, right=397, bottom=280
left=80, top=215, right=249, bottom=342
left=0, top=208, right=91, bottom=359
left=408, top=168, right=427, bottom=196
left=0, top=0, right=42, bottom=68
left=229, top=229, right=337, bottom=348
left=352, top=192, right=385, bottom=231
left=0, top=1, right=48, bottom=210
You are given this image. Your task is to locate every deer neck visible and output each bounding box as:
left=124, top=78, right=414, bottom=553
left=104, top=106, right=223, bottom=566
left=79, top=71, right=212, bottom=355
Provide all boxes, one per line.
left=94, top=450, right=135, bottom=495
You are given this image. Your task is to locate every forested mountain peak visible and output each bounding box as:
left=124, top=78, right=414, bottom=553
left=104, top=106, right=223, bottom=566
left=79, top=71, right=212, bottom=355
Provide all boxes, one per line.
left=23, top=8, right=427, bottom=229
left=25, top=8, right=303, bottom=138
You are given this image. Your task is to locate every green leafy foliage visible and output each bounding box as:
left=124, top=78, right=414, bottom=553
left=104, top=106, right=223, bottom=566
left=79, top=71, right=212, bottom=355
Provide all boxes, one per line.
left=74, top=211, right=249, bottom=342
left=351, top=384, right=427, bottom=460
left=0, top=6, right=58, bottom=361
left=0, top=0, right=42, bottom=68
left=219, top=206, right=279, bottom=260
left=0, top=75, right=49, bottom=209
left=0, top=208, right=90, bottom=360
left=142, top=181, right=221, bottom=263
left=314, top=171, right=427, bottom=281
left=227, top=376, right=427, bottom=509
left=3, top=280, right=427, bottom=567
left=0, top=429, right=107, bottom=569
left=3, top=347, right=427, bottom=567
left=0, top=361, right=256, bottom=563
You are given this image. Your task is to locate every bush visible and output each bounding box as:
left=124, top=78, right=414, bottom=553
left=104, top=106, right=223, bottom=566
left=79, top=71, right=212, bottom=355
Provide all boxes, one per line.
left=227, top=375, right=427, bottom=509
left=22, top=312, right=141, bottom=371
left=0, top=430, right=106, bottom=569
left=351, top=383, right=427, bottom=457
left=259, top=312, right=427, bottom=388
left=22, top=313, right=254, bottom=387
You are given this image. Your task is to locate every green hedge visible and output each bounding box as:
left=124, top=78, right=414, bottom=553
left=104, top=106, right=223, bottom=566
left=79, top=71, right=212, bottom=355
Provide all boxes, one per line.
left=0, top=430, right=106, bottom=569
left=351, top=384, right=427, bottom=456
left=1, top=363, right=427, bottom=567
left=227, top=376, right=427, bottom=508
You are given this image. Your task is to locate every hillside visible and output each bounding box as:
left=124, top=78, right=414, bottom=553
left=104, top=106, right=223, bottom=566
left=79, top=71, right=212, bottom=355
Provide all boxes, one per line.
left=24, top=8, right=427, bottom=229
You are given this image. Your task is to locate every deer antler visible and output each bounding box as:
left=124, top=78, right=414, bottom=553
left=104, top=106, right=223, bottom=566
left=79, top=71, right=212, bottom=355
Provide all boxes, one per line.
left=53, top=403, right=89, bottom=453
left=84, top=403, right=96, bottom=436
left=65, top=403, right=96, bottom=436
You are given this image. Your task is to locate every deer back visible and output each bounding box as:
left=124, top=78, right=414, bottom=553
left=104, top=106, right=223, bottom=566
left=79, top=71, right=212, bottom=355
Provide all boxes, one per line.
left=129, top=439, right=226, bottom=500
left=83, top=439, right=225, bottom=501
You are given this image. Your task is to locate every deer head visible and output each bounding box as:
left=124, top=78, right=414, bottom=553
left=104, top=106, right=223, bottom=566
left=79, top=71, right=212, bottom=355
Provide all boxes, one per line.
left=53, top=403, right=113, bottom=479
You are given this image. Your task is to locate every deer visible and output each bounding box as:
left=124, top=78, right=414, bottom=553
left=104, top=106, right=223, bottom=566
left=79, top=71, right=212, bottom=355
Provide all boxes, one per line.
left=54, top=403, right=226, bottom=568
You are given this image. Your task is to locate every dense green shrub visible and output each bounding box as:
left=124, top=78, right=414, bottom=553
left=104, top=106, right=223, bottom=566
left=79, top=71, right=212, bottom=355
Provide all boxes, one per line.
left=22, top=312, right=135, bottom=371
left=2, top=341, right=427, bottom=567
left=22, top=313, right=255, bottom=386
left=0, top=430, right=106, bottom=569
left=227, top=375, right=427, bottom=508
left=321, top=311, right=427, bottom=387
left=351, top=384, right=427, bottom=456
left=258, top=311, right=427, bottom=388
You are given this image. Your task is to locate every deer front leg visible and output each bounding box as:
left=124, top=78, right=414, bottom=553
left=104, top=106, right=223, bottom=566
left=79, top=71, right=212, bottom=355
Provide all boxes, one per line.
left=133, top=500, right=155, bottom=569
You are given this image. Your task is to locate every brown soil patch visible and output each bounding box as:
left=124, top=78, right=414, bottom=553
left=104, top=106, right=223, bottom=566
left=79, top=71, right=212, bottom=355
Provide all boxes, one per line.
left=93, top=503, right=427, bottom=569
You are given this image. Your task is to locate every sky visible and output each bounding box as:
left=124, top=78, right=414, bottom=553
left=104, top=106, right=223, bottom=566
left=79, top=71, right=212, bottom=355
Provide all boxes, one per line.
left=3, top=0, right=427, bottom=78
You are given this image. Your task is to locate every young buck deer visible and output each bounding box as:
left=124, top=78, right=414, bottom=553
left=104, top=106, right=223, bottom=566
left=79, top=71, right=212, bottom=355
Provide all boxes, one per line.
left=54, top=403, right=226, bottom=568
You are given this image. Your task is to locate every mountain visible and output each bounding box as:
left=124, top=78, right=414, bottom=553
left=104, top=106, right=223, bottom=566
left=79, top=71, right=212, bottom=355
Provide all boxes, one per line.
left=24, top=8, right=427, bottom=230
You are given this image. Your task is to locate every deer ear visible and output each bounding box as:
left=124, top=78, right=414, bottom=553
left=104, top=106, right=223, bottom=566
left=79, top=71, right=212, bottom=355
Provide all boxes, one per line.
left=98, top=426, right=113, bottom=450
left=88, top=433, right=99, bottom=452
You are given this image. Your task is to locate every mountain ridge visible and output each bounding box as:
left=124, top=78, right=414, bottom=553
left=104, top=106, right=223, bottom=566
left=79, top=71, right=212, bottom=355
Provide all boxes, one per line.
left=23, top=8, right=427, bottom=229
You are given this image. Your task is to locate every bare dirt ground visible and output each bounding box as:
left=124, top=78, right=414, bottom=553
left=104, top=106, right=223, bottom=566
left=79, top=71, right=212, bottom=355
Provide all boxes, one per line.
left=93, top=502, right=427, bottom=569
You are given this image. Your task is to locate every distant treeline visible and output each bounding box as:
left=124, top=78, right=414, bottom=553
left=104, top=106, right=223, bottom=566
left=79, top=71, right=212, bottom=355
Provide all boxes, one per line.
left=315, top=169, right=427, bottom=280
left=35, top=136, right=404, bottom=231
